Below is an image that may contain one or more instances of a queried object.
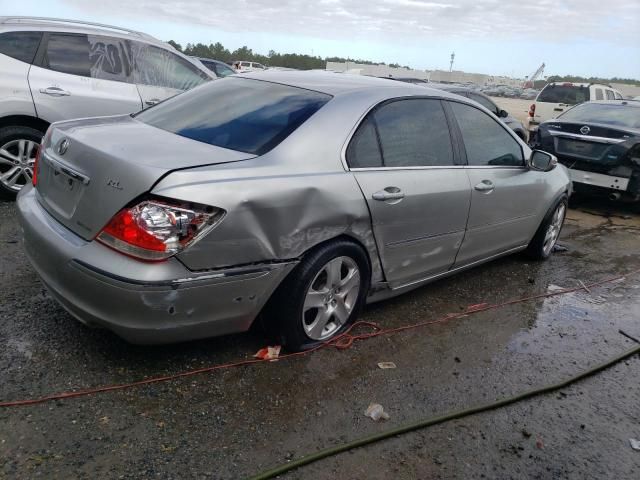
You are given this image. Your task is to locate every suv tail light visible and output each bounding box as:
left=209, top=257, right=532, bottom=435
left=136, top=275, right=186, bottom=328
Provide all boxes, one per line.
left=97, top=199, right=225, bottom=261
left=528, top=103, right=536, bottom=117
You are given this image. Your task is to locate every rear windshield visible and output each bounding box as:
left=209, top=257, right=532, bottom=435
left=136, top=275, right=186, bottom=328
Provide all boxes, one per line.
left=559, top=103, right=640, bottom=129
left=538, top=85, right=590, bottom=104
left=135, top=77, right=331, bottom=155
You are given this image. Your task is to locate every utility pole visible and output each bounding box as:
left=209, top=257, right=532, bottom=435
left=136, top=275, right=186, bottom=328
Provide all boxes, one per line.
left=449, top=52, right=455, bottom=72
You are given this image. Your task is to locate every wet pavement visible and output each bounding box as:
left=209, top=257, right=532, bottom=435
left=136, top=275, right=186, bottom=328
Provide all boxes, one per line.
left=1, top=195, right=639, bottom=479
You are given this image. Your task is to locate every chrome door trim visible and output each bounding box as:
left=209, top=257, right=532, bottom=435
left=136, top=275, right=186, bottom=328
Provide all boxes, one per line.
left=42, top=153, right=91, bottom=185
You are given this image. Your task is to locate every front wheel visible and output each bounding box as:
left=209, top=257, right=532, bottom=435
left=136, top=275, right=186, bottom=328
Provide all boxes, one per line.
left=266, top=240, right=371, bottom=351
left=526, top=195, right=568, bottom=260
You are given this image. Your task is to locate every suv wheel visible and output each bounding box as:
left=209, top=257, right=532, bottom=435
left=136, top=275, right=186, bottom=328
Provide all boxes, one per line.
left=0, top=126, right=44, bottom=199
left=266, top=240, right=371, bottom=351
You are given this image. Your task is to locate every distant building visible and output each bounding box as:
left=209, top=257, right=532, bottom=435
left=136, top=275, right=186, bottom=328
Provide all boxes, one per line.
left=325, top=61, right=522, bottom=86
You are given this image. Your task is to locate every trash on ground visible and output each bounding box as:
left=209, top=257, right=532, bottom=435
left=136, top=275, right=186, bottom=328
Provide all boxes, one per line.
left=553, top=243, right=569, bottom=252
left=377, top=362, right=396, bottom=369
left=253, top=346, right=281, bottom=361
left=547, top=284, right=566, bottom=292
left=364, top=403, right=390, bottom=422
left=630, top=438, right=640, bottom=451
left=536, top=438, right=544, bottom=449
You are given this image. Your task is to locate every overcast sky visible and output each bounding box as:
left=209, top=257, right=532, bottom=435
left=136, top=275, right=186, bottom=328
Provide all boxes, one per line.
left=3, top=0, right=639, bottom=78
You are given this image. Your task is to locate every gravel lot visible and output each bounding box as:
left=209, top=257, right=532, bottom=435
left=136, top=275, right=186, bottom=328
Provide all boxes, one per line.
left=1, top=194, right=639, bottom=479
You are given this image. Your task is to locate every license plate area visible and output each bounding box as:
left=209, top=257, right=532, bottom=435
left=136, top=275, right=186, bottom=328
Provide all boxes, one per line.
left=556, top=138, right=607, bottom=160
left=37, top=154, right=88, bottom=219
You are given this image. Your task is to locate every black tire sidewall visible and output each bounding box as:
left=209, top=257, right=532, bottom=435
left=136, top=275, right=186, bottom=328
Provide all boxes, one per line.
left=527, top=195, right=568, bottom=260
left=0, top=126, right=45, bottom=199
left=269, top=240, right=371, bottom=351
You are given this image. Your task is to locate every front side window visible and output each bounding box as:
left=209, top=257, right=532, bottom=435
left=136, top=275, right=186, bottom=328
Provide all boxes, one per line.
left=605, top=90, right=615, bottom=100
left=0, top=31, right=42, bottom=64
left=372, top=99, right=454, bottom=167
left=614, top=91, right=623, bottom=100
left=135, top=77, right=331, bottom=155
left=450, top=102, right=523, bottom=167
left=538, top=84, right=590, bottom=104
left=132, top=43, right=209, bottom=90
left=43, top=33, right=91, bottom=77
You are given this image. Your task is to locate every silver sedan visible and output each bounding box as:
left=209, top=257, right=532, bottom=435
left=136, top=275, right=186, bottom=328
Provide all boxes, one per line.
left=17, top=71, right=570, bottom=350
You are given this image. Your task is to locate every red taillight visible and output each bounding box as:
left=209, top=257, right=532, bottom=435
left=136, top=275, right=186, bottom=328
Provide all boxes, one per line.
left=32, top=145, right=41, bottom=186
left=97, top=199, right=225, bottom=261
left=528, top=103, right=536, bottom=117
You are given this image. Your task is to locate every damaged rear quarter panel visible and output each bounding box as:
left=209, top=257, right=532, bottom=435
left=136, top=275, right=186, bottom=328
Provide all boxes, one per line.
left=153, top=161, right=383, bottom=283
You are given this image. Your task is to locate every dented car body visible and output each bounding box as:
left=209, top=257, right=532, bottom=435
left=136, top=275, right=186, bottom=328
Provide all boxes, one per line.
left=17, top=71, right=571, bottom=345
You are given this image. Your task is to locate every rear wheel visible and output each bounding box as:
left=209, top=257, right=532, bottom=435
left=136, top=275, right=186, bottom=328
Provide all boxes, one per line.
left=266, top=240, right=370, bottom=351
left=0, top=126, right=44, bottom=200
left=526, top=195, right=568, bottom=260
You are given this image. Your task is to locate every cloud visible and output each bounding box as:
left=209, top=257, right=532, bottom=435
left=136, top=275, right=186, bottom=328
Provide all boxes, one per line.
left=63, top=0, right=639, bottom=44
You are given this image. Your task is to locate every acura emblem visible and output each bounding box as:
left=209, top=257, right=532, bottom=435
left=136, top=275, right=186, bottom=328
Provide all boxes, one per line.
left=57, top=138, right=70, bottom=155
left=580, top=126, right=591, bottom=135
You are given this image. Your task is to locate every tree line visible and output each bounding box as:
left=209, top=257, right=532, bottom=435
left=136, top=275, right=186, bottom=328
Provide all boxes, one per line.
left=167, top=40, right=639, bottom=85
left=167, top=40, right=409, bottom=70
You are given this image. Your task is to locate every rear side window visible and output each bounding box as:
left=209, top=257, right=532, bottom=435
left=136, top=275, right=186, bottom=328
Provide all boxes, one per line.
left=538, top=85, right=590, bottom=104
left=135, top=77, right=331, bottom=155
left=595, top=88, right=604, bottom=100
left=450, top=102, right=523, bottom=167
left=346, top=118, right=383, bottom=168
left=372, top=99, right=454, bottom=167
left=43, top=33, right=91, bottom=77
left=0, top=31, right=42, bottom=64
left=131, top=43, right=209, bottom=90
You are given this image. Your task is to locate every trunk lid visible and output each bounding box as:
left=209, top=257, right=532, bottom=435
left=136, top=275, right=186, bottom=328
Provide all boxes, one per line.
left=36, top=115, right=255, bottom=240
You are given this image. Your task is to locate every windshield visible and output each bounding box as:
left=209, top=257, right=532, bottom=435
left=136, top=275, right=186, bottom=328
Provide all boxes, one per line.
left=135, top=77, right=331, bottom=155
left=538, top=85, right=590, bottom=104
left=559, top=103, right=640, bottom=129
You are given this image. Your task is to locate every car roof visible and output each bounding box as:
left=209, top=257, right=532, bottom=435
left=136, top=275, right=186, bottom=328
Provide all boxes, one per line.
left=239, top=70, right=458, bottom=97
left=0, top=16, right=167, bottom=47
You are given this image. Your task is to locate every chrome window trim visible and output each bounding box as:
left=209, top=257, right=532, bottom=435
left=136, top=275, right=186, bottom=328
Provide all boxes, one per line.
left=350, top=165, right=528, bottom=172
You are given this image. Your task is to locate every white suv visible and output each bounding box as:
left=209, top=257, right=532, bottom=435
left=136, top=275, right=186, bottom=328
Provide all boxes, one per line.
left=0, top=16, right=214, bottom=198
left=527, top=82, right=623, bottom=137
left=232, top=61, right=267, bottom=73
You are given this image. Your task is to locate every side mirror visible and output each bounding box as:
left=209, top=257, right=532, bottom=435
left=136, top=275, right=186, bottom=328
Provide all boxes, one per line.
left=498, top=109, right=509, bottom=118
left=528, top=150, right=558, bottom=172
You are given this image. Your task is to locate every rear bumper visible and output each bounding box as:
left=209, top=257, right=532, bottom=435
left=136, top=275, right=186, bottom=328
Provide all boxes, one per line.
left=568, top=169, right=630, bottom=192
left=16, top=186, right=296, bottom=344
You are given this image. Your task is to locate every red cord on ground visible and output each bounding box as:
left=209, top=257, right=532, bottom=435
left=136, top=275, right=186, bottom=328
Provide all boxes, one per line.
left=1, top=267, right=638, bottom=408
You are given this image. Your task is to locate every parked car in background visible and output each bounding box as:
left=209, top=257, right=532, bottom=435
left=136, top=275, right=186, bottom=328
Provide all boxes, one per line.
left=533, top=100, right=640, bottom=202
left=0, top=16, right=213, bottom=198
left=191, top=57, right=235, bottom=77
left=527, top=82, right=623, bottom=137
left=429, top=83, right=528, bottom=140
left=232, top=60, right=267, bottom=73
left=17, top=71, right=570, bottom=350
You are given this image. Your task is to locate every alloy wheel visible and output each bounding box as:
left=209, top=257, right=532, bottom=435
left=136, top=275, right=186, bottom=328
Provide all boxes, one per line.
left=542, top=203, right=566, bottom=256
left=0, top=139, right=39, bottom=192
left=302, top=256, right=361, bottom=341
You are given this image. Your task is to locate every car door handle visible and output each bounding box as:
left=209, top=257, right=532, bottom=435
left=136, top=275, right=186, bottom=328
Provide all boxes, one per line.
left=474, top=180, right=495, bottom=193
left=145, top=98, right=161, bottom=106
left=372, top=187, right=405, bottom=202
left=39, top=87, right=71, bottom=97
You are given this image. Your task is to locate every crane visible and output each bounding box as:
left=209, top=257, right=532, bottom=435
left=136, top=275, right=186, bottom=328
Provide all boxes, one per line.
left=523, top=63, right=545, bottom=88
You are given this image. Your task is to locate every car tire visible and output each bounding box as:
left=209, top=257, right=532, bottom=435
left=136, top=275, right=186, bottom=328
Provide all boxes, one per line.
left=265, top=239, right=371, bottom=352
left=0, top=126, right=44, bottom=200
left=525, top=195, right=568, bottom=260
